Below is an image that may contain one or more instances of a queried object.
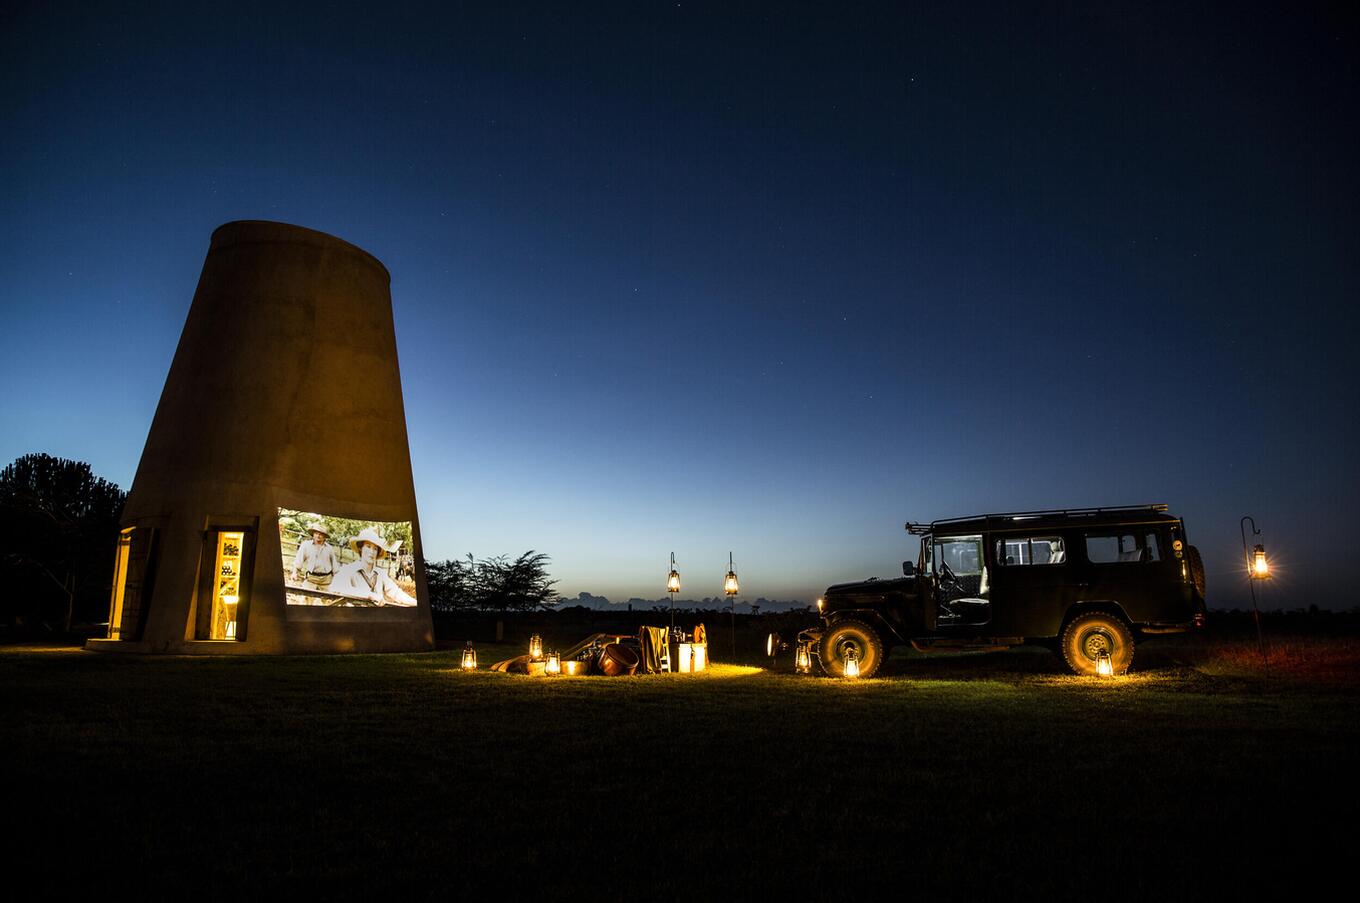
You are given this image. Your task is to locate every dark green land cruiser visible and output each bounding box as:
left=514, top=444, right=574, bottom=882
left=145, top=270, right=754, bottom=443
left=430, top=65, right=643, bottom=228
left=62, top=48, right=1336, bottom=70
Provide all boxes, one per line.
left=799, top=505, right=1206, bottom=677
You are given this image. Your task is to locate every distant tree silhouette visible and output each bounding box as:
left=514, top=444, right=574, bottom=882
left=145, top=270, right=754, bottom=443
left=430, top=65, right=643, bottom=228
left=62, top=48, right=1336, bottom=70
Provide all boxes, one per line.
left=0, top=453, right=126, bottom=632
left=425, top=551, right=558, bottom=612
left=426, top=554, right=476, bottom=612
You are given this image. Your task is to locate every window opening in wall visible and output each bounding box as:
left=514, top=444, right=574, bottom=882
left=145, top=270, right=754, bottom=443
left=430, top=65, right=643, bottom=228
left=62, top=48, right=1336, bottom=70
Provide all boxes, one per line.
left=107, top=527, right=157, bottom=640
left=211, top=531, right=245, bottom=640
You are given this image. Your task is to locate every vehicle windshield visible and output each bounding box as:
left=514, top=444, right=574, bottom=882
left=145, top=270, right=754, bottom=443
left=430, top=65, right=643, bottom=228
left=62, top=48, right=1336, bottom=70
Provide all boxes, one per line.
left=935, top=535, right=983, bottom=575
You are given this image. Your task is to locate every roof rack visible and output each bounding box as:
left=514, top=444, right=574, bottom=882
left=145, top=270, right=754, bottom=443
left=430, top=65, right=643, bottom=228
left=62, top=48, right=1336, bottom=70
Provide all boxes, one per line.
left=906, top=504, right=1169, bottom=534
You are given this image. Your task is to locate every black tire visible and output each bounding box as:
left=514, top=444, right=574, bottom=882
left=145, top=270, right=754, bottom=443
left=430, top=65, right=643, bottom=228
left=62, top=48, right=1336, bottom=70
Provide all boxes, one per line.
left=818, top=619, right=886, bottom=678
left=1185, top=544, right=1206, bottom=600
left=1060, top=611, right=1134, bottom=676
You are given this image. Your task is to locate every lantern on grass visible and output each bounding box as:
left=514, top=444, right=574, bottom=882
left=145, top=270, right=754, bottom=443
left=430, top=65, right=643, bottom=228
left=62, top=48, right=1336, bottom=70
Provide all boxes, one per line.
left=529, top=634, right=544, bottom=660
left=796, top=644, right=812, bottom=674
left=843, top=647, right=860, bottom=679
left=1095, top=649, right=1114, bottom=678
left=461, top=642, right=478, bottom=671
left=1251, top=544, right=1271, bottom=580
left=546, top=651, right=561, bottom=675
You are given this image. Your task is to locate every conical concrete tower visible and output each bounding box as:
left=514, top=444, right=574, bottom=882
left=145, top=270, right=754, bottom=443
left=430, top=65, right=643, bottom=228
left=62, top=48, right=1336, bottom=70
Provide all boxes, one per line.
left=88, top=221, right=433, bottom=653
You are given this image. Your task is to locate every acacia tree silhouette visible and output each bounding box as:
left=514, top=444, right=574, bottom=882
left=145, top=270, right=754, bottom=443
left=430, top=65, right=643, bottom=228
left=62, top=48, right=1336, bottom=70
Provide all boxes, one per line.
left=426, top=551, right=558, bottom=612
left=0, top=453, right=126, bottom=632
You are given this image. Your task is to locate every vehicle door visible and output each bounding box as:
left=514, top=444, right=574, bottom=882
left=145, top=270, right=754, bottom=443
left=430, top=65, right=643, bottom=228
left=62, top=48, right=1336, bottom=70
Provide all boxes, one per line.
left=932, top=534, right=989, bottom=632
left=987, top=532, right=1071, bottom=636
left=1081, top=527, right=1170, bottom=621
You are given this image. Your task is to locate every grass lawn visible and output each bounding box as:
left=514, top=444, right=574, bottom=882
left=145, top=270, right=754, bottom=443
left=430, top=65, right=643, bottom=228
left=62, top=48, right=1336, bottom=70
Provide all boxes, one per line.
left=3, top=635, right=1355, bottom=900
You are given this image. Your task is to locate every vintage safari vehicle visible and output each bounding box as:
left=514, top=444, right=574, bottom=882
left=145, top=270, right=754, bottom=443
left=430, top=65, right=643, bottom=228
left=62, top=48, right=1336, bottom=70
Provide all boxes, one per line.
left=799, top=505, right=1206, bottom=677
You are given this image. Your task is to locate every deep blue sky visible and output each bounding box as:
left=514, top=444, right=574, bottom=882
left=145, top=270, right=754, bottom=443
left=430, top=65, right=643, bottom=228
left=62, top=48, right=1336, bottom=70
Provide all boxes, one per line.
left=3, top=2, right=1356, bottom=608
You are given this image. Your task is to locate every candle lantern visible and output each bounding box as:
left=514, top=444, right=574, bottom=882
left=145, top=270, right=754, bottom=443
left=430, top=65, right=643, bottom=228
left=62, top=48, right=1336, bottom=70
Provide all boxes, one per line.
left=1095, top=649, right=1114, bottom=678
left=667, top=552, right=681, bottom=593
left=529, top=634, right=543, bottom=660
left=795, top=644, right=812, bottom=674
left=1251, top=544, right=1271, bottom=580
left=546, top=651, right=561, bottom=675
left=843, top=646, right=860, bottom=679
left=461, top=642, right=477, bottom=671
left=724, top=552, right=739, bottom=596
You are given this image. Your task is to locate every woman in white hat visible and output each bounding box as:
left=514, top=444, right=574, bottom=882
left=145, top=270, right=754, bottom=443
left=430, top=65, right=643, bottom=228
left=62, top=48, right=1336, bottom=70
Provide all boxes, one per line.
left=329, top=527, right=417, bottom=606
left=290, top=523, right=339, bottom=590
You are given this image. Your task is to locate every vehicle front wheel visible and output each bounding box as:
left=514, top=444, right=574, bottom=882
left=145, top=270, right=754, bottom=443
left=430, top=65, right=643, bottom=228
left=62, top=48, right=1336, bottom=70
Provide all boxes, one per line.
left=818, top=619, right=887, bottom=678
left=1060, top=611, right=1134, bottom=676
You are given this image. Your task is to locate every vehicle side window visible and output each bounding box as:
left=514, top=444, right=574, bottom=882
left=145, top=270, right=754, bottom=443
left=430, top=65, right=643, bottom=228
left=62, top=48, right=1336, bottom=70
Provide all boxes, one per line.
left=995, top=537, right=1066, bottom=566
left=937, top=536, right=983, bottom=575
left=1085, top=532, right=1146, bottom=563
left=1144, top=531, right=1162, bottom=562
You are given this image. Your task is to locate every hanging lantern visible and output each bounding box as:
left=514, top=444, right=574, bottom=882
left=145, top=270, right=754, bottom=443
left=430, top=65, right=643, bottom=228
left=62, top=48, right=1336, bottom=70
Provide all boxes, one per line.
left=1095, top=649, right=1114, bottom=678
left=667, top=552, right=681, bottom=593
left=529, top=634, right=543, bottom=660
left=1250, top=544, right=1271, bottom=580
left=724, top=551, right=739, bottom=596
left=461, top=642, right=478, bottom=671
left=546, top=651, right=561, bottom=675
left=795, top=644, right=812, bottom=673
left=843, top=646, right=860, bottom=679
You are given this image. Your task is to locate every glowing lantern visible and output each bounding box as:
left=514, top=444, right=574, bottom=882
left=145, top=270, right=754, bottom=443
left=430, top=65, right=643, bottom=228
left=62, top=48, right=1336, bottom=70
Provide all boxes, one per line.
left=1250, top=544, right=1271, bottom=580
left=843, top=647, right=860, bottom=679
left=667, top=552, right=681, bottom=594
left=546, top=651, right=561, bottom=675
left=796, top=644, right=812, bottom=673
left=461, top=642, right=477, bottom=671
left=724, top=551, right=739, bottom=596
left=529, top=634, right=543, bottom=660
left=1095, top=649, right=1114, bottom=678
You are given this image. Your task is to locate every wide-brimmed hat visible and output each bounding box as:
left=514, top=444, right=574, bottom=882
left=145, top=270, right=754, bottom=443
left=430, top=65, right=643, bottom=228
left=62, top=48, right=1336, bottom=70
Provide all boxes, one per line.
left=306, top=522, right=331, bottom=538
left=350, top=527, right=402, bottom=557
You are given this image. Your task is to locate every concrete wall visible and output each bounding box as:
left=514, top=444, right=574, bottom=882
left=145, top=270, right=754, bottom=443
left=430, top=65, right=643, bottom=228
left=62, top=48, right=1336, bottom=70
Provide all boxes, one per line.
left=87, top=221, right=433, bottom=654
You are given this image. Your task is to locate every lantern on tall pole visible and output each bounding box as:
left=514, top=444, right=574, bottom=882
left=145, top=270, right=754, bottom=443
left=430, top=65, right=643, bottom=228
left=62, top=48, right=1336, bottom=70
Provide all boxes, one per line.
left=667, top=552, right=681, bottom=632
left=1240, top=516, right=1272, bottom=667
left=724, top=551, right=739, bottom=660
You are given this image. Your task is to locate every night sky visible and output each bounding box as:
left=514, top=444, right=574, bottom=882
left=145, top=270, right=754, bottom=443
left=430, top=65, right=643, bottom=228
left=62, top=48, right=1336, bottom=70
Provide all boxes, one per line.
left=3, top=2, right=1356, bottom=608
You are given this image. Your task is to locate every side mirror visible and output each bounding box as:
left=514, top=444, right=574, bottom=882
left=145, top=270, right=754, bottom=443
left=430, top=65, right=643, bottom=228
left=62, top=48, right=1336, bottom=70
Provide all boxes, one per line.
left=902, top=561, right=915, bottom=577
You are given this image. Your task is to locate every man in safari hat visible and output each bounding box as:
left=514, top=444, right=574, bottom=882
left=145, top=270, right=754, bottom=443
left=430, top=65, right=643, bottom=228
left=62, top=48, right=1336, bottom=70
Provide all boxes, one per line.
left=329, top=526, right=417, bottom=606
left=290, top=522, right=339, bottom=590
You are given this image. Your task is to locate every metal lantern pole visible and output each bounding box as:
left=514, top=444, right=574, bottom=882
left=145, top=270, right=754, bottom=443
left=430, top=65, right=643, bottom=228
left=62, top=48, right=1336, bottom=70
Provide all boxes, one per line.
left=667, top=552, right=681, bottom=633
left=1239, top=515, right=1270, bottom=671
left=724, top=551, right=739, bottom=660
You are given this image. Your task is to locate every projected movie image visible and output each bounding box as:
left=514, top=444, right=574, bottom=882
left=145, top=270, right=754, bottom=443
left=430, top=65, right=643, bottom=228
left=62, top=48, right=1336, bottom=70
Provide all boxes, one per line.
left=279, top=509, right=418, bottom=607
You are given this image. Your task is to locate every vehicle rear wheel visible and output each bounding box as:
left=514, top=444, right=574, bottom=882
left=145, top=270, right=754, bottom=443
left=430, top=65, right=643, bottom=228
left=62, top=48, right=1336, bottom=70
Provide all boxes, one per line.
left=818, top=619, right=886, bottom=678
left=1060, top=612, right=1134, bottom=676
